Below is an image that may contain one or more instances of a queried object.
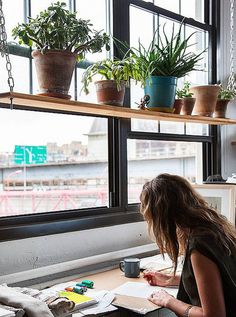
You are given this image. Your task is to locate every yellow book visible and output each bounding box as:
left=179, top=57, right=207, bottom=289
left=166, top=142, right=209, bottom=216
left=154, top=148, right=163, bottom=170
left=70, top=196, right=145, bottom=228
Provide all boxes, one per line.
left=59, top=291, right=97, bottom=309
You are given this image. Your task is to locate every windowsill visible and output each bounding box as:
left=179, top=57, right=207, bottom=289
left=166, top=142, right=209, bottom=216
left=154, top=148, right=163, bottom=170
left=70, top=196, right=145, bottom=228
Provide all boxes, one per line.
left=0, top=209, right=143, bottom=241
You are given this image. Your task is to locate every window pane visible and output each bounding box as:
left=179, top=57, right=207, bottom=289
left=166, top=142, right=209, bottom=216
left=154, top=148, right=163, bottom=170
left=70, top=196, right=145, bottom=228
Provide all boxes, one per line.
left=131, top=16, right=184, bottom=133
left=76, top=0, right=106, bottom=31
left=4, top=0, right=24, bottom=42
left=131, top=118, right=159, bottom=133
left=186, top=123, right=209, bottom=135
left=77, top=68, right=98, bottom=103
left=130, top=6, right=159, bottom=131
left=160, top=121, right=184, bottom=134
left=181, top=0, right=204, bottom=22
left=154, top=0, right=179, bottom=14
left=0, top=55, right=29, bottom=93
left=11, top=56, right=30, bottom=93
left=128, top=140, right=203, bottom=203
left=185, top=26, right=208, bottom=85
left=31, top=0, right=70, bottom=17
left=158, top=17, right=182, bottom=38
left=0, top=58, right=11, bottom=92
left=130, top=5, right=155, bottom=48
left=76, top=0, right=109, bottom=62
left=0, top=110, right=108, bottom=217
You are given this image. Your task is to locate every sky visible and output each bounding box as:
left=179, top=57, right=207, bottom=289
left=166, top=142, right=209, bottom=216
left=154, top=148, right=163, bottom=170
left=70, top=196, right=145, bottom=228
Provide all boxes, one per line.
left=0, top=108, right=95, bottom=152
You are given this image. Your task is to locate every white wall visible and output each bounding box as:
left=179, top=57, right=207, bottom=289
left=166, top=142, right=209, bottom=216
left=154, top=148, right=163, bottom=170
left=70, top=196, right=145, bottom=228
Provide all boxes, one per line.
left=0, top=222, right=154, bottom=285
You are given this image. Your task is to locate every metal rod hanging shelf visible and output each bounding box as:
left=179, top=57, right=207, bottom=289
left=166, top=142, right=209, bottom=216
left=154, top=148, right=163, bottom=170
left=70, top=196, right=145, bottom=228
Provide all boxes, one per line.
left=0, top=91, right=236, bottom=125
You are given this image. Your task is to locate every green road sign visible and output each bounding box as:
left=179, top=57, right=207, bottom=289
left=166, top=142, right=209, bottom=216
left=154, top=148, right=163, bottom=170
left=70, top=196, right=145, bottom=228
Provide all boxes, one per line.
left=14, top=145, right=47, bottom=165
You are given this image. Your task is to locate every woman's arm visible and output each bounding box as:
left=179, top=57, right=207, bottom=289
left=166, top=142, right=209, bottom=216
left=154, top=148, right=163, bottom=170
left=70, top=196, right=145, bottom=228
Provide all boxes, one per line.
left=148, top=250, right=226, bottom=317
left=143, top=271, right=180, bottom=286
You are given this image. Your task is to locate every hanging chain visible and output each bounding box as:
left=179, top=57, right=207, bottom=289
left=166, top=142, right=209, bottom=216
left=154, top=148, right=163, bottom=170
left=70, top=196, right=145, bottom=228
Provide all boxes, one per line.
left=0, top=0, right=14, bottom=108
left=227, top=0, right=236, bottom=92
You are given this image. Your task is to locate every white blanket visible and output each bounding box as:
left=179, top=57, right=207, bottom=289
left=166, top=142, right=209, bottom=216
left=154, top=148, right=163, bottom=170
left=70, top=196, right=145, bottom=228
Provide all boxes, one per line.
left=0, top=285, right=54, bottom=317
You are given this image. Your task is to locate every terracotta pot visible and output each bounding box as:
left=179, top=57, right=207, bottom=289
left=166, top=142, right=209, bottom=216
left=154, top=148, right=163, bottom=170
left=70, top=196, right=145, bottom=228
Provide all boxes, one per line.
left=32, top=50, right=77, bottom=99
left=181, top=97, right=196, bottom=115
left=190, top=85, right=220, bottom=117
left=95, top=80, right=126, bottom=106
left=173, top=99, right=184, bottom=114
left=213, top=99, right=231, bottom=118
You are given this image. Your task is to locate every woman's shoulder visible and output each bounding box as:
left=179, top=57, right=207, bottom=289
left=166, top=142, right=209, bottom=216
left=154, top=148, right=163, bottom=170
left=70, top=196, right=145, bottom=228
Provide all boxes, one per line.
left=188, top=230, right=236, bottom=261
left=189, top=230, right=217, bottom=243
left=188, top=231, right=222, bottom=255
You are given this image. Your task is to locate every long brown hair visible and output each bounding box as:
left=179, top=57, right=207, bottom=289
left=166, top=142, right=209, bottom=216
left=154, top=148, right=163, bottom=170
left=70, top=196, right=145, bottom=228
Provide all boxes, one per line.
left=140, top=173, right=236, bottom=274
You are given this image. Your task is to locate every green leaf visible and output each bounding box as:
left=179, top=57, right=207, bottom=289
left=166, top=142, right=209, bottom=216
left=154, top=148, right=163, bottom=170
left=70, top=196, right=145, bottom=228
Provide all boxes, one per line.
left=12, top=1, right=110, bottom=55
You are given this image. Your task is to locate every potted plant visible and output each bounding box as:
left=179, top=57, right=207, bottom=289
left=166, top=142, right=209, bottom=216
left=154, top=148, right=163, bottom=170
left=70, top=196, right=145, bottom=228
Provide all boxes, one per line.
left=128, top=23, right=205, bottom=112
left=190, top=84, right=220, bottom=117
left=12, top=1, right=110, bottom=99
left=82, top=58, right=133, bottom=106
left=174, top=81, right=196, bottom=115
left=213, top=84, right=236, bottom=118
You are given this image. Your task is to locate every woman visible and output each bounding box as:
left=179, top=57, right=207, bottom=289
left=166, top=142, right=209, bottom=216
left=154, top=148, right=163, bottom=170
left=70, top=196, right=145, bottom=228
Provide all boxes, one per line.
left=140, top=173, right=236, bottom=317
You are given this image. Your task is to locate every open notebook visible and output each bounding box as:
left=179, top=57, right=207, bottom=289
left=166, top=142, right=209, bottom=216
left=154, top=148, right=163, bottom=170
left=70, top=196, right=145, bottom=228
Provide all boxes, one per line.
left=112, top=281, right=178, bottom=299
left=112, top=282, right=178, bottom=315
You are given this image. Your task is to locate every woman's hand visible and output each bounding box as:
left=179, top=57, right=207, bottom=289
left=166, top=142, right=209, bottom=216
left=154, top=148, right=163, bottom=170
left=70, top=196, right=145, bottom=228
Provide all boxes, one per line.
left=143, top=271, right=180, bottom=286
left=148, top=289, right=173, bottom=307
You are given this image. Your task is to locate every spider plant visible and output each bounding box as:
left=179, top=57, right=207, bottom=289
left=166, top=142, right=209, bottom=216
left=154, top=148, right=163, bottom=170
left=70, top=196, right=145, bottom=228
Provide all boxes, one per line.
left=129, top=23, right=206, bottom=86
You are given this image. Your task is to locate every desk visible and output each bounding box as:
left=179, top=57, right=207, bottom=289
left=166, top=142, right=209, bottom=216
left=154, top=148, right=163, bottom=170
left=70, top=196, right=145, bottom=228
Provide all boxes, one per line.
left=77, top=268, right=177, bottom=317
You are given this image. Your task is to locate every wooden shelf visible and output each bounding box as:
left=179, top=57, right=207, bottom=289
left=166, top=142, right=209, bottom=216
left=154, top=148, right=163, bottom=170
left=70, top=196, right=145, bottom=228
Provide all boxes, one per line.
left=1, top=91, right=236, bottom=125
left=231, top=141, right=236, bottom=145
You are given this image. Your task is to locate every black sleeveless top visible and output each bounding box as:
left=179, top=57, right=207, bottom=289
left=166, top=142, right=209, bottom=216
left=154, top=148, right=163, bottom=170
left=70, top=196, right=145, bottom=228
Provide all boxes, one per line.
left=177, top=233, right=236, bottom=317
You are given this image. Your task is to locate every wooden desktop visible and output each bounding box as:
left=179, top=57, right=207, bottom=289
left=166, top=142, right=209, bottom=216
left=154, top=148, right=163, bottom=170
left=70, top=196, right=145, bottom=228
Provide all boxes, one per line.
left=79, top=268, right=177, bottom=317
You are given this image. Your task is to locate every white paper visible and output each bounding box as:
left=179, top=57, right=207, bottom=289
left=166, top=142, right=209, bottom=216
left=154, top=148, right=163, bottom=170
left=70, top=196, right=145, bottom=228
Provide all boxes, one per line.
left=73, top=290, right=117, bottom=316
left=140, top=254, right=183, bottom=273
left=112, top=282, right=178, bottom=299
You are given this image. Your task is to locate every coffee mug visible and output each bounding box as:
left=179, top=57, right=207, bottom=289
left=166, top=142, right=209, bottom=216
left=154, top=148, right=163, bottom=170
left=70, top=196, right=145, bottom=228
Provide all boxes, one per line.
left=119, top=257, right=140, bottom=278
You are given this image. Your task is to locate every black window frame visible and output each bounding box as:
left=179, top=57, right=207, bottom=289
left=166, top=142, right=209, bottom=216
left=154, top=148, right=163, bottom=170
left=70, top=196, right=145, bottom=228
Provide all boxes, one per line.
left=0, top=0, right=220, bottom=241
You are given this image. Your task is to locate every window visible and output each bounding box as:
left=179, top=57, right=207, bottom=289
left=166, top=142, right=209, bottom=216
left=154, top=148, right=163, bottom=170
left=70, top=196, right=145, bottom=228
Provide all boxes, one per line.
left=128, top=140, right=203, bottom=203
left=0, top=0, right=219, bottom=239
left=126, top=0, right=213, bottom=200
left=0, top=110, right=108, bottom=217
left=140, top=0, right=205, bottom=22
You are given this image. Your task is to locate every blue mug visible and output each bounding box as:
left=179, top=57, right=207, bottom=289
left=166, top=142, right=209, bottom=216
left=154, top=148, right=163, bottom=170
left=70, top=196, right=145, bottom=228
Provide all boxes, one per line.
left=119, top=258, right=140, bottom=278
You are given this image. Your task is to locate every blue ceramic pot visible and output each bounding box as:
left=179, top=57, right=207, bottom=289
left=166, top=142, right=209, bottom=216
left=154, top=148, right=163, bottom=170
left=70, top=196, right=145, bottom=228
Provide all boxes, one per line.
left=144, top=76, right=177, bottom=111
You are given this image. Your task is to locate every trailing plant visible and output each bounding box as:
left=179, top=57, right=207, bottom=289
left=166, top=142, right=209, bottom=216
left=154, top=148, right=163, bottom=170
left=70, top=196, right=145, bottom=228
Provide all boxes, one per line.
left=12, top=1, right=110, bottom=59
left=218, top=84, right=236, bottom=100
left=82, top=58, right=134, bottom=94
left=176, top=81, right=193, bottom=99
left=128, top=23, right=206, bottom=86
